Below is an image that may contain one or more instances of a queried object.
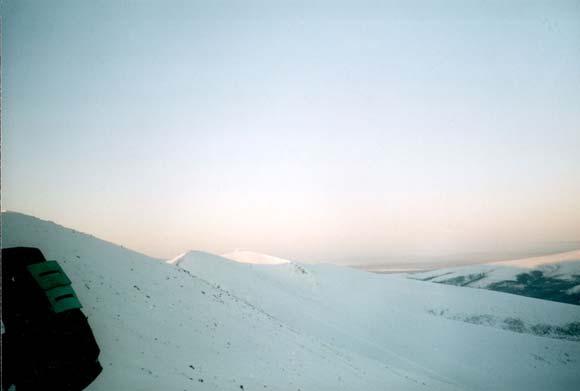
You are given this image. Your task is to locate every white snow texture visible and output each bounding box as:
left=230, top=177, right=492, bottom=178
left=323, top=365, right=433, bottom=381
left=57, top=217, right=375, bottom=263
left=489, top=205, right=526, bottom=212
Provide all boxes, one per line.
left=1, top=211, right=579, bottom=390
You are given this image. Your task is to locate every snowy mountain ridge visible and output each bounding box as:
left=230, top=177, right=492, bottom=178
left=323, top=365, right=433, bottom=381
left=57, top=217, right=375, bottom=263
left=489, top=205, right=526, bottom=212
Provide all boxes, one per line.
left=220, top=249, right=292, bottom=265
left=2, top=211, right=580, bottom=390
left=402, top=251, right=580, bottom=305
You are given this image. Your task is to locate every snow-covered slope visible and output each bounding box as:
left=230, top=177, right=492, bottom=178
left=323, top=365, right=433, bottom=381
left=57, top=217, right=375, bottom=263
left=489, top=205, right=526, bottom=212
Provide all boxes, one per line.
left=2, top=211, right=580, bottom=390
left=173, top=251, right=580, bottom=391
left=220, top=249, right=291, bottom=265
left=404, top=251, right=580, bottom=305
left=0, top=212, right=455, bottom=390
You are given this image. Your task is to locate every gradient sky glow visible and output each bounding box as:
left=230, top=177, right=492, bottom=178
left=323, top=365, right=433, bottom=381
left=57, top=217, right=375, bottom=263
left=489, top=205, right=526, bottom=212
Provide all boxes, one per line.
left=2, top=0, right=580, bottom=263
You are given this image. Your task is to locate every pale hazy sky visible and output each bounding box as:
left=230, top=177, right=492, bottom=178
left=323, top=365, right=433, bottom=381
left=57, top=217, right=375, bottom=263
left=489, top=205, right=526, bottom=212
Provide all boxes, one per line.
left=2, top=1, right=580, bottom=263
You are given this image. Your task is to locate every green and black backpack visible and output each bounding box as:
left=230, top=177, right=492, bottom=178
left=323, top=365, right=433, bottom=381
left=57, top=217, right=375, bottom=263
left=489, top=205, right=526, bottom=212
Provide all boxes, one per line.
left=2, top=247, right=102, bottom=390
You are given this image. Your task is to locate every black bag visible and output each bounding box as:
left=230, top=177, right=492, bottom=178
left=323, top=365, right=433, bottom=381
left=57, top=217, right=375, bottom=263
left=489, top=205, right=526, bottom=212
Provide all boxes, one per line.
left=2, top=247, right=102, bottom=390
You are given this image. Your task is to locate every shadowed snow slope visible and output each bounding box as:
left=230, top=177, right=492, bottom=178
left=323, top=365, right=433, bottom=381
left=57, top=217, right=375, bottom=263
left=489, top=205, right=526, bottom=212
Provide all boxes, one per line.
left=2, top=211, right=580, bottom=390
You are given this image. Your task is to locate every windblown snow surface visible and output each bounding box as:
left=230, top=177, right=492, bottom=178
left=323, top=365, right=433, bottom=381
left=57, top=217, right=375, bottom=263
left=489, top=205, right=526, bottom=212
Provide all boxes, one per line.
left=2, top=211, right=579, bottom=390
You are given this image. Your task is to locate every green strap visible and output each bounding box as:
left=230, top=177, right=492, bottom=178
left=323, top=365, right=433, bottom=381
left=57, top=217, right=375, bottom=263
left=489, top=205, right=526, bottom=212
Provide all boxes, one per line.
left=27, top=261, right=82, bottom=313
left=27, top=261, right=72, bottom=290
left=45, top=285, right=83, bottom=313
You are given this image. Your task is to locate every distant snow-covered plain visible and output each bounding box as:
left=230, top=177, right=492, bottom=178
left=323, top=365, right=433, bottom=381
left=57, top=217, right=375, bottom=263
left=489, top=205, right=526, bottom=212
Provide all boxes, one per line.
left=2, top=211, right=579, bottom=390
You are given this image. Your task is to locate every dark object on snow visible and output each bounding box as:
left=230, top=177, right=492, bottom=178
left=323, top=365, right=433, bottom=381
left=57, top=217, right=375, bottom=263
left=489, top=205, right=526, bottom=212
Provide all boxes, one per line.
left=2, top=247, right=102, bottom=390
